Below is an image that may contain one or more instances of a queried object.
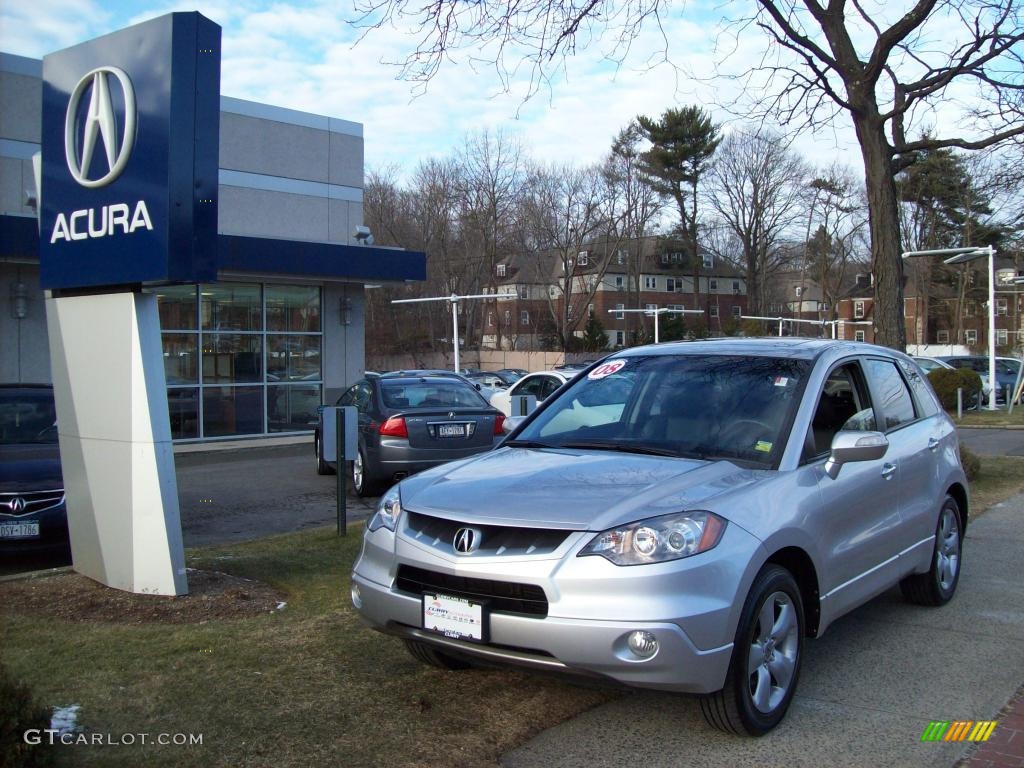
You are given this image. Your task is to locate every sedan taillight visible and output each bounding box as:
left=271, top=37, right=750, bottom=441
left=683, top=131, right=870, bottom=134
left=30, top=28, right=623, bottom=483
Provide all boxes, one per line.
left=379, top=416, right=408, bottom=438
left=493, top=414, right=506, bottom=435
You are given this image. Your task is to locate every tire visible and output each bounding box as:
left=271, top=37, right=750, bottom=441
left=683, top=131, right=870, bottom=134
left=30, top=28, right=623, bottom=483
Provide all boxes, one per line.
left=900, top=495, right=962, bottom=606
left=403, top=639, right=471, bottom=670
left=352, top=447, right=382, bottom=498
left=701, top=564, right=804, bottom=736
left=315, top=434, right=335, bottom=476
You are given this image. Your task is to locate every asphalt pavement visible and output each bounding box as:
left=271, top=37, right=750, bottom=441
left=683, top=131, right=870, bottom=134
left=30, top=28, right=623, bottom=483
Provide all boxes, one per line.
left=175, top=442, right=376, bottom=548
left=502, top=491, right=1024, bottom=768
left=957, top=427, right=1024, bottom=457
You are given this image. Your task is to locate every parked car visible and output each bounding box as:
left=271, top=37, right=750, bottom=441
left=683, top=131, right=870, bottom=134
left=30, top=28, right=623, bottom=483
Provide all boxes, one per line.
left=936, top=355, right=1022, bottom=404
left=0, top=384, right=68, bottom=555
left=489, top=370, right=576, bottom=416
left=492, top=370, right=525, bottom=386
left=352, top=339, right=967, bottom=735
left=314, top=372, right=505, bottom=496
left=382, top=369, right=498, bottom=401
left=466, top=372, right=510, bottom=390
left=912, top=356, right=954, bottom=374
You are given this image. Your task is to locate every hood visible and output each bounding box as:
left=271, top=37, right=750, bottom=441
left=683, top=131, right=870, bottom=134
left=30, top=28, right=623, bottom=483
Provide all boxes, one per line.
left=399, top=446, right=766, bottom=531
left=0, top=443, right=63, bottom=492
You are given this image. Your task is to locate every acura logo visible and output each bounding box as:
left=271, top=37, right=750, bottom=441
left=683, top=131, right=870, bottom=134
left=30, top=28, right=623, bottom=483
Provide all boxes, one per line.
left=453, top=527, right=482, bottom=554
left=4, top=497, right=26, bottom=514
left=65, top=67, right=137, bottom=188
left=448, top=411, right=455, bottom=420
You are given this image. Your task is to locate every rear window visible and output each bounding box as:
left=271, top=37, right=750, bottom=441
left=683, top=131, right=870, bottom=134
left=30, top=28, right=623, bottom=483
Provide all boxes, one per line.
left=381, top=380, right=488, bottom=409
left=0, top=389, right=58, bottom=445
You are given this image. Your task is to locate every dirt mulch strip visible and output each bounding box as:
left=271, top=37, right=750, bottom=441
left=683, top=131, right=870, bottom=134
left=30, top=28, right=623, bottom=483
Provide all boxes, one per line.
left=0, top=568, right=285, bottom=623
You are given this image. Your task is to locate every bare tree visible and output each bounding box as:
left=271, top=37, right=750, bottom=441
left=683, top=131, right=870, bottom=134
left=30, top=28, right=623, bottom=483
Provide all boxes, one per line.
left=352, top=0, right=1024, bottom=350
left=706, top=128, right=808, bottom=315
left=520, top=162, right=617, bottom=350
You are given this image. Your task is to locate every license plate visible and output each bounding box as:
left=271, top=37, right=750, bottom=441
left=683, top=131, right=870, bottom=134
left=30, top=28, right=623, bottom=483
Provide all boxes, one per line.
left=0, top=522, right=40, bottom=539
left=422, top=592, right=487, bottom=642
left=437, top=423, right=467, bottom=438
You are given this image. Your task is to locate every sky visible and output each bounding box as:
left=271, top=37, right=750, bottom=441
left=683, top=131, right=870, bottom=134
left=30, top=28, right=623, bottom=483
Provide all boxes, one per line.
left=0, top=0, right=985, bottom=182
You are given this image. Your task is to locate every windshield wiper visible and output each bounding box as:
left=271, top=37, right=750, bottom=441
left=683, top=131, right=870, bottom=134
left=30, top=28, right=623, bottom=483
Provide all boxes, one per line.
left=504, top=439, right=554, bottom=449
left=558, top=441, right=680, bottom=457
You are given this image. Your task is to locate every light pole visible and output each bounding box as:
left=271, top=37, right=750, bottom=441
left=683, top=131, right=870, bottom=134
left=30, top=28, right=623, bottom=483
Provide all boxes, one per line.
left=740, top=315, right=871, bottom=339
left=610, top=307, right=703, bottom=343
left=903, top=246, right=998, bottom=410
left=392, top=292, right=516, bottom=372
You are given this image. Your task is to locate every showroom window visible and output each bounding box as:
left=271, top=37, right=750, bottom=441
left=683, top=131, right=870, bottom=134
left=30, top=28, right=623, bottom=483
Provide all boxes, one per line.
left=155, top=283, right=322, bottom=440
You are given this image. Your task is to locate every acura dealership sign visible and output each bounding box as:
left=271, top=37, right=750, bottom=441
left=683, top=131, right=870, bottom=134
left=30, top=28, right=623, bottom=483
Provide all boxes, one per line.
left=40, top=13, right=221, bottom=289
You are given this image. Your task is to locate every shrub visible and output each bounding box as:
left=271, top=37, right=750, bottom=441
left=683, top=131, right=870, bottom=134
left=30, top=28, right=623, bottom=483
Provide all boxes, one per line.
left=927, top=368, right=982, bottom=410
left=0, top=663, right=54, bottom=768
left=959, top=443, right=981, bottom=482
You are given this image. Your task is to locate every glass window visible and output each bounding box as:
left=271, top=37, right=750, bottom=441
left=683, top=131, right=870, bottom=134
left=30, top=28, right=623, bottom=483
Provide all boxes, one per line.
left=517, top=355, right=809, bottom=468
left=200, top=283, right=261, bottom=332
left=898, top=360, right=939, bottom=418
left=203, top=386, right=264, bottom=437
left=268, top=385, right=321, bottom=432
left=381, top=380, right=487, bottom=409
left=267, top=336, right=321, bottom=382
left=155, top=284, right=197, bottom=330
left=202, top=334, right=262, bottom=384
left=805, top=363, right=874, bottom=459
left=162, top=333, right=199, bottom=385
left=167, top=388, right=199, bottom=440
left=865, top=359, right=916, bottom=430
left=266, top=285, right=320, bottom=333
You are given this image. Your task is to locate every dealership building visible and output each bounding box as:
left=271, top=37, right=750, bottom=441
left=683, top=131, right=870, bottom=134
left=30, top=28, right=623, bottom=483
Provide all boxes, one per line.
left=0, top=50, right=424, bottom=442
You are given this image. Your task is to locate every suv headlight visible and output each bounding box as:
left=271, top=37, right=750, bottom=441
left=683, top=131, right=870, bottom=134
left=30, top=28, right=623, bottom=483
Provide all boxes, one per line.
left=579, top=511, right=726, bottom=566
left=367, top=485, right=402, bottom=532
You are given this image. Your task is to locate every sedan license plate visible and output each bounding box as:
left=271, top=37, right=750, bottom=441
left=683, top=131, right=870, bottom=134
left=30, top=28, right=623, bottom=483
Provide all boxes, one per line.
left=422, top=592, right=487, bottom=642
left=0, top=521, right=40, bottom=539
left=437, top=423, right=467, bottom=438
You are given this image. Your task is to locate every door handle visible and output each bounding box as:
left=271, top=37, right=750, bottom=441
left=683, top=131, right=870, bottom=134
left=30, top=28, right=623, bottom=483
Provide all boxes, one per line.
left=927, top=437, right=940, bottom=452
left=881, top=463, right=896, bottom=479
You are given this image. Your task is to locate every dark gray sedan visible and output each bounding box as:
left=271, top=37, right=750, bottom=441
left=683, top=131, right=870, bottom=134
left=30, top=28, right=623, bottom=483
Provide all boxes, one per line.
left=315, top=373, right=504, bottom=496
left=351, top=339, right=968, bottom=735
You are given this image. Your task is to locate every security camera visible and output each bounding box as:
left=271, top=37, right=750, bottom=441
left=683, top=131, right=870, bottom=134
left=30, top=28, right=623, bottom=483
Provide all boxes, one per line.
left=353, top=226, right=373, bottom=245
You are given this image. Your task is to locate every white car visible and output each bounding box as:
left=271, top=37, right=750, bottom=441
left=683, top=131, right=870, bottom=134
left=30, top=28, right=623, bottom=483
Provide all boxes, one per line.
left=489, top=370, right=575, bottom=416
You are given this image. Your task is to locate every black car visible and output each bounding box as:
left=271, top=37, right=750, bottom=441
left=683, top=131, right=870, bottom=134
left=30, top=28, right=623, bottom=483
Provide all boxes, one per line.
left=0, top=385, right=68, bottom=555
left=314, top=373, right=505, bottom=496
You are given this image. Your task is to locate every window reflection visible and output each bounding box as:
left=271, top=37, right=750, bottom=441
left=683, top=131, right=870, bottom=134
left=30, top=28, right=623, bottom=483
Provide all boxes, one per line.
left=168, top=388, right=199, bottom=440
left=266, top=285, right=320, bottom=332
left=156, top=285, right=198, bottom=330
left=200, top=284, right=261, bottom=332
left=203, top=387, right=264, bottom=436
left=267, top=336, right=321, bottom=382
left=268, top=386, right=321, bottom=432
left=162, top=333, right=198, bottom=384
left=202, top=335, right=262, bottom=383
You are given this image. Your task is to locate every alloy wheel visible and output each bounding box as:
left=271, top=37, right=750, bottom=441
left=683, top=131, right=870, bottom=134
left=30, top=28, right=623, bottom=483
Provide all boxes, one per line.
left=747, top=591, right=800, bottom=714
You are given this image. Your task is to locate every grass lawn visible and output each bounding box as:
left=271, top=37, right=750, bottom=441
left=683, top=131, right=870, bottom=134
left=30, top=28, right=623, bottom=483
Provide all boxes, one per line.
left=951, top=407, right=1024, bottom=427
left=3, top=452, right=1023, bottom=767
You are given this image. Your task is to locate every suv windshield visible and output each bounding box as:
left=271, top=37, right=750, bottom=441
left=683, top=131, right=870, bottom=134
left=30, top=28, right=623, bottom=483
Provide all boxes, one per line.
left=381, top=380, right=488, bottom=409
left=0, top=389, right=58, bottom=445
left=513, top=355, right=809, bottom=467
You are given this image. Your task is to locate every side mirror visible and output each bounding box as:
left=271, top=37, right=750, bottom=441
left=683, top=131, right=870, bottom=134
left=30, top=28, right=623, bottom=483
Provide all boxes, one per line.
left=824, top=430, right=889, bottom=480
left=502, top=415, right=524, bottom=434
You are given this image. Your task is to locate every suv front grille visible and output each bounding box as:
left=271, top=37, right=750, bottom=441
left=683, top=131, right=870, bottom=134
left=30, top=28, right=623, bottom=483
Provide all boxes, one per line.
left=0, top=490, right=64, bottom=518
left=395, top=565, right=549, bottom=618
left=404, top=511, right=571, bottom=557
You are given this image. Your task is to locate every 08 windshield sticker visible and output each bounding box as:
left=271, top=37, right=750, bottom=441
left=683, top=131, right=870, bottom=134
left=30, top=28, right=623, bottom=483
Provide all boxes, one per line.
left=588, top=360, right=627, bottom=380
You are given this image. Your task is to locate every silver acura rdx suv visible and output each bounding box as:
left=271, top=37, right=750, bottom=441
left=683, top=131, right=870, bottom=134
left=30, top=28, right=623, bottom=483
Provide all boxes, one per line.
left=351, top=339, right=968, bottom=735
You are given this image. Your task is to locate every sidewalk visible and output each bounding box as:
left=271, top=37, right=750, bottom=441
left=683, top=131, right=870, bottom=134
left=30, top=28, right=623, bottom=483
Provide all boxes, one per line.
left=502, top=493, right=1024, bottom=768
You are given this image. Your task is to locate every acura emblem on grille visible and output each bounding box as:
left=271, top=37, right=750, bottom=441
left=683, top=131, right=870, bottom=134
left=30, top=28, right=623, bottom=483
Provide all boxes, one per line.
left=453, top=527, right=482, bottom=554
left=448, top=411, right=455, bottom=420
left=5, top=497, right=26, bottom=514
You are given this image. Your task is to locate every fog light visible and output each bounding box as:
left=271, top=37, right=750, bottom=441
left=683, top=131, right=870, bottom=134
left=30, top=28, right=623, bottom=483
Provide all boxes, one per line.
left=627, top=630, right=659, bottom=659
left=351, top=583, right=362, bottom=610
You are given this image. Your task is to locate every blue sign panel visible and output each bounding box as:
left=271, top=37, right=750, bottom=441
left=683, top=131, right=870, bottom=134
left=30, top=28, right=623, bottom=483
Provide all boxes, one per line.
left=40, top=13, right=220, bottom=290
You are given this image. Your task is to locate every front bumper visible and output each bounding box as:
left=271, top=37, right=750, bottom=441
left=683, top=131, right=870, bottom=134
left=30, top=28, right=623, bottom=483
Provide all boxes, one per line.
left=352, top=517, right=763, bottom=694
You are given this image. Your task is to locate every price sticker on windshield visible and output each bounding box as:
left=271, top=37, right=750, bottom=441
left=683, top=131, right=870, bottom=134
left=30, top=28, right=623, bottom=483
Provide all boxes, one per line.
left=588, top=360, right=627, bottom=380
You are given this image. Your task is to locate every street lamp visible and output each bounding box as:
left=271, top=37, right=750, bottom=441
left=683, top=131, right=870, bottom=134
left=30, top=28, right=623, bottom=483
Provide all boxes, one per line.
left=903, top=246, right=998, bottom=411
left=392, top=292, right=516, bottom=372
left=609, top=307, right=703, bottom=343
